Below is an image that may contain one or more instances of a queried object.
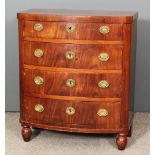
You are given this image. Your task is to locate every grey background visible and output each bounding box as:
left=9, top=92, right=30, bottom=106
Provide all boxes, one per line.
left=6, top=0, right=150, bottom=111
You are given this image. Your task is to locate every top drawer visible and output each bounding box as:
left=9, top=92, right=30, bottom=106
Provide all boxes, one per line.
left=23, top=21, right=123, bottom=40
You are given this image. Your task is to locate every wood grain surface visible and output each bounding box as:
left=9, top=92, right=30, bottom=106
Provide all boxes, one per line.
left=22, top=96, right=121, bottom=129
left=23, top=21, right=123, bottom=40
left=24, top=68, right=122, bottom=98
left=24, top=41, right=123, bottom=70
left=17, top=9, right=138, bottom=24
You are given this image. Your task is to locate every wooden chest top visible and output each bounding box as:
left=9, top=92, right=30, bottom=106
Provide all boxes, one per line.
left=17, top=9, right=138, bottom=23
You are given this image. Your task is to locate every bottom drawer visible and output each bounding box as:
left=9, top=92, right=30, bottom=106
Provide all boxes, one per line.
left=22, top=96, right=121, bottom=129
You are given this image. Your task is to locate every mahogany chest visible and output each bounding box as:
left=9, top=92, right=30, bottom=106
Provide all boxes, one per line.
left=17, top=9, right=138, bottom=150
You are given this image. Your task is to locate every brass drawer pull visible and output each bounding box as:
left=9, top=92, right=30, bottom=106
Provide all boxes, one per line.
left=66, top=24, right=75, bottom=33
left=34, top=49, right=44, bottom=58
left=66, top=79, right=76, bottom=87
left=99, top=26, right=110, bottom=34
left=65, top=51, right=75, bottom=60
left=98, top=52, right=109, bottom=61
left=66, top=107, right=75, bottom=115
left=34, top=76, right=44, bottom=85
left=34, top=23, right=44, bottom=31
left=98, top=80, right=109, bottom=88
left=97, top=109, right=108, bottom=117
left=34, top=104, right=44, bottom=113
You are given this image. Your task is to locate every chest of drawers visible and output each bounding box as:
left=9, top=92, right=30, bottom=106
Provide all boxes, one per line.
left=17, top=9, right=138, bottom=150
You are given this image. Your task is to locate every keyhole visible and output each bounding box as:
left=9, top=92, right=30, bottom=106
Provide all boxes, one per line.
left=66, top=24, right=75, bottom=33
left=69, top=108, right=72, bottom=113
left=70, top=81, right=72, bottom=85
left=66, top=79, right=75, bottom=87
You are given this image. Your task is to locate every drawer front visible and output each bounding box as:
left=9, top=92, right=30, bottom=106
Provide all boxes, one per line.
left=23, top=21, right=123, bottom=40
left=23, top=96, right=121, bottom=129
left=24, top=42, right=122, bottom=70
left=24, top=69, right=122, bottom=98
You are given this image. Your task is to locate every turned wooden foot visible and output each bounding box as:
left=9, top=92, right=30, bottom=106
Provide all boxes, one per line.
left=21, top=126, right=32, bottom=142
left=127, top=125, right=133, bottom=137
left=116, top=134, right=127, bottom=150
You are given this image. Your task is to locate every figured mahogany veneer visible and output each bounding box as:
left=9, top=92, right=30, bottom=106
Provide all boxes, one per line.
left=22, top=96, right=121, bottom=129
left=17, top=9, right=138, bottom=150
left=24, top=42, right=123, bottom=70
left=24, top=68, right=122, bottom=98
left=24, top=21, right=123, bottom=40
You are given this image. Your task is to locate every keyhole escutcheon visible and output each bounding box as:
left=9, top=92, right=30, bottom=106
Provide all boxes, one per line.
left=66, top=24, right=75, bottom=33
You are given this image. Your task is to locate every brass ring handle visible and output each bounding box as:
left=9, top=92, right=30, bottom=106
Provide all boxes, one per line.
left=99, top=26, right=110, bottom=34
left=66, top=24, right=75, bottom=33
left=65, top=51, right=75, bottom=60
left=66, top=107, right=75, bottom=115
left=66, top=79, right=76, bottom=88
left=34, top=76, right=44, bottom=85
left=97, top=109, right=108, bottom=117
left=34, top=104, right=44, bottom=113
left=98, top=80, right=109, bottom=88
left=34, top=23, right=44, bottom=31
left=98, top=52, right=109, bottom=61
left=34, top=49, right=44, bottom=58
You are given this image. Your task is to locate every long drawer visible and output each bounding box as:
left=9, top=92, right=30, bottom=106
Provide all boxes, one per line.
left=24, top=42, right=123, bottom=70
left=24, top=68, right=122, bottom=98
left=23, top=21, right=123, bottom=40
left=22, top=96, right=121, bottom=129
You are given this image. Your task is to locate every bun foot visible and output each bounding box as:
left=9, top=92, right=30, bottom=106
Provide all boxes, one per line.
left=21, top=126, right=32, bottom=142
left=116, top=134, right=127, bottom=150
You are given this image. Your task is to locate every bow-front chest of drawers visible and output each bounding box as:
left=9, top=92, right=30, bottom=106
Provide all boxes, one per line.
left=17, top=9, right=138, bottom=150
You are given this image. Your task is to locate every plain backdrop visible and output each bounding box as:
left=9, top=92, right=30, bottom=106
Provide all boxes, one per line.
left=5, top=0, right=150, bottom=111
